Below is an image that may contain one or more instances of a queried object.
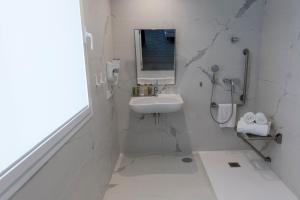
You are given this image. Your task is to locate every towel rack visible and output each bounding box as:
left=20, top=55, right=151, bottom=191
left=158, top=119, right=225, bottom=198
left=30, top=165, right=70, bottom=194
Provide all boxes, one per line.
left=237, top=132, right=282, bottom=162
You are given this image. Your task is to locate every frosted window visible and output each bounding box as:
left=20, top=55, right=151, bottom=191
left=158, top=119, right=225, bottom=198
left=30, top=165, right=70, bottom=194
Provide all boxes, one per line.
left=0, top=0, right=89, bottom=174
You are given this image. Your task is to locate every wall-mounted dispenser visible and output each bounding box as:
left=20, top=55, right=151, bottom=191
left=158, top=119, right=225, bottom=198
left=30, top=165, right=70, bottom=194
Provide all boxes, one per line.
left=95, top=59, right=121, bottom=100
left=106, top=59, right=120, bottom=85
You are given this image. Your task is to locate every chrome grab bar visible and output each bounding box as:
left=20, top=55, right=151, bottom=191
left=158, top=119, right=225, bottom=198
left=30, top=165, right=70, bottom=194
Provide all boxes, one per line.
left=240, top=48, right=250, bottom=106
left=237, top=132, right=283, bottom=162
left=210, top=48, right=250, bottom=108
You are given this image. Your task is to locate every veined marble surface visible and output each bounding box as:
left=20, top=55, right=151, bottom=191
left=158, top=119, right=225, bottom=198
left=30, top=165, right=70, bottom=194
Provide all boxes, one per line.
left=103, top=154, right=217, bottom=200
left=112, top=0, right=265, bottom=155
left=256, top=0, right=300, bottom=197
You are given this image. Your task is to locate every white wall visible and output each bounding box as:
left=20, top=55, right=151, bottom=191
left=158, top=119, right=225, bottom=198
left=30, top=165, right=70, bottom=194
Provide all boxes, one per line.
left=9, top=0, right=119, bottom=200
left=256, top=0, right=300, bottom=197
left=112, top=0, right=265, bottom=155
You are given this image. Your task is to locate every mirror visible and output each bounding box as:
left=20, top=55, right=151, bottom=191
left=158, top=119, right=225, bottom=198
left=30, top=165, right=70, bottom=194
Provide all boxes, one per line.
left=134, top=29, right=176, bottom=85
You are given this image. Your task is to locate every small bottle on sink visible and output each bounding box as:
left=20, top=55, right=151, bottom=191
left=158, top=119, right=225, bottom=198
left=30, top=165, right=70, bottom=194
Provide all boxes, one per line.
left=148, top=84, right=153, bottom=96
left=139, top=84, right=144, bottom=96
left=144, top=84, right=149, bottom=96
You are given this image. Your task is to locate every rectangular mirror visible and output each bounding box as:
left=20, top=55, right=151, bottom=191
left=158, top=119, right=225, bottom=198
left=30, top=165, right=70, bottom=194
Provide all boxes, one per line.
left=134, top=29, right=176, bottom=85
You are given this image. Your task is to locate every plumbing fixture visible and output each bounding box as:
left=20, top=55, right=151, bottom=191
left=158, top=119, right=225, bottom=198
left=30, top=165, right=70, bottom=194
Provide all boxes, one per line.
left=223, top=78, right=235, bottom=86
left=209, top=49, right=250, bottom=124
left=153, top=113, right=160, bottom=125
left=182, top=157, right=193, bottom=163
left=211, top=64, right=220, bottom=73
left=209, top=65, right=235, bottom=124
left=223, top=78, right=240, bottom=85
left=210, top=65, right=219, bottom=84
left=209, top=75, right=235, bottom=124
left=230, top=36, right=240, bottom=44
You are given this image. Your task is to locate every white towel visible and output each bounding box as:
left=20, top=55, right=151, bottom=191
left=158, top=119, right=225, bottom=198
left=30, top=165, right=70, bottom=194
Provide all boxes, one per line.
left=218, top=104, right=237, bottom=128
left=255, top=112, right=268, bottom=125
left=242, top=112, right=255, bottom=124
left=237, top=120, right=271, bottom=136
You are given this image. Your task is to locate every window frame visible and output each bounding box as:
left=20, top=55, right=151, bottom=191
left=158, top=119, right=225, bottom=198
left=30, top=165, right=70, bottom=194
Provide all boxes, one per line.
left=0, top=1, right=93, bottom=199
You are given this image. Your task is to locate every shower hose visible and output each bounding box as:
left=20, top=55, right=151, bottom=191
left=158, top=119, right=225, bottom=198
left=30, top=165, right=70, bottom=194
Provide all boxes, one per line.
left=209, top=80, right=234, bottom=124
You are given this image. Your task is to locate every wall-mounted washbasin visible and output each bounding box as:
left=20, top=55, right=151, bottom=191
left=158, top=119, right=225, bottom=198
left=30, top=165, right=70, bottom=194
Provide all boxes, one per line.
left=129, top=94, right=184, bottom=114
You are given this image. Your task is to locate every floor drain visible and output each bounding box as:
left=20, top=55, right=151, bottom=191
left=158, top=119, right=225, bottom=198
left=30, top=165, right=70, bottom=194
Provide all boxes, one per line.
left=182, top=157, right=193, bottom=163
left=228, top=162, right=241, bottom=168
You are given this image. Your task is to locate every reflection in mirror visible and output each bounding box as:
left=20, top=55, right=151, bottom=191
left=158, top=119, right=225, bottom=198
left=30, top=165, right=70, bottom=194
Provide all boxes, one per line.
left=134, top=29, right=176, bottom=85
left=141, top=30, right=175, bottom=71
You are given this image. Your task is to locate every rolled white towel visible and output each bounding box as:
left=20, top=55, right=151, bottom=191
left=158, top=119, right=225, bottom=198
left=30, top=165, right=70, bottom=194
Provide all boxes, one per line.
left=237, top=120, right=271, bottom=136
left=255, top=112, right=268, bottom=125
left=242, top=112, right=255, bottom=124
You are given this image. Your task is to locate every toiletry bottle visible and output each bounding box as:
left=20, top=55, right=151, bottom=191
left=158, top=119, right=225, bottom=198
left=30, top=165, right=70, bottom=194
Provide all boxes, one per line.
left=144, top=85, right=148, bottom=96
left=132, top=86, right=139, bottom=96
left=139, top=84, right=144, bottom=96
left=136, top=86, right=140, bottom=96
left=148, top=84, right=153, bottom=96
left=132, top=87, right=136, bottom=96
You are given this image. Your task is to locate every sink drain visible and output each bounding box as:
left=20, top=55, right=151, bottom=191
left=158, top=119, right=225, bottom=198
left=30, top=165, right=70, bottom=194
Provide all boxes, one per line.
left=182, top=157, right=193, bottom=163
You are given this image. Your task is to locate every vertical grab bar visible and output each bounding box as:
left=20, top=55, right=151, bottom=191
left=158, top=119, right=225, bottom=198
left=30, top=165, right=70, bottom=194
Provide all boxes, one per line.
left=240, top=48, right=250, bottom=105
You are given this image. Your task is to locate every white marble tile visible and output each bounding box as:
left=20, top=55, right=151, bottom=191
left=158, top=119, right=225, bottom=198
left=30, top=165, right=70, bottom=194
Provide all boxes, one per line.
left=112, top=0, right=265, bottom=155
left=256, top=0, right=300, bottom=197
left=103, top=154, right=217, bottom=200
left=200, top=150, right=298, bottom=200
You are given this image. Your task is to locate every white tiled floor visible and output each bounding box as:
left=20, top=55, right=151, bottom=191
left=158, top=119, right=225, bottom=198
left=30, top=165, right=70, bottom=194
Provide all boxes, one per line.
left=200, top=150, right=298, bottom=200
left=103, top=154, right=217, bottom=200
left=103, top=151, right=299, bottom=200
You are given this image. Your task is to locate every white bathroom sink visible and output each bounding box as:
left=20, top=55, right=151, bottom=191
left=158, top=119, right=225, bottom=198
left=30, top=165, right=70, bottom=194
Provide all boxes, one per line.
left=129, top=94, right=184, bottom=114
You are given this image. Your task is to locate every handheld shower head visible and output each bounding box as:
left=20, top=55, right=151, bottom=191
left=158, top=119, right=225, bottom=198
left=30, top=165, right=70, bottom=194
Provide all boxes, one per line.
left=211, top=65, right=220, bottom=73
left=210, top=65, right=219, bottom=84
